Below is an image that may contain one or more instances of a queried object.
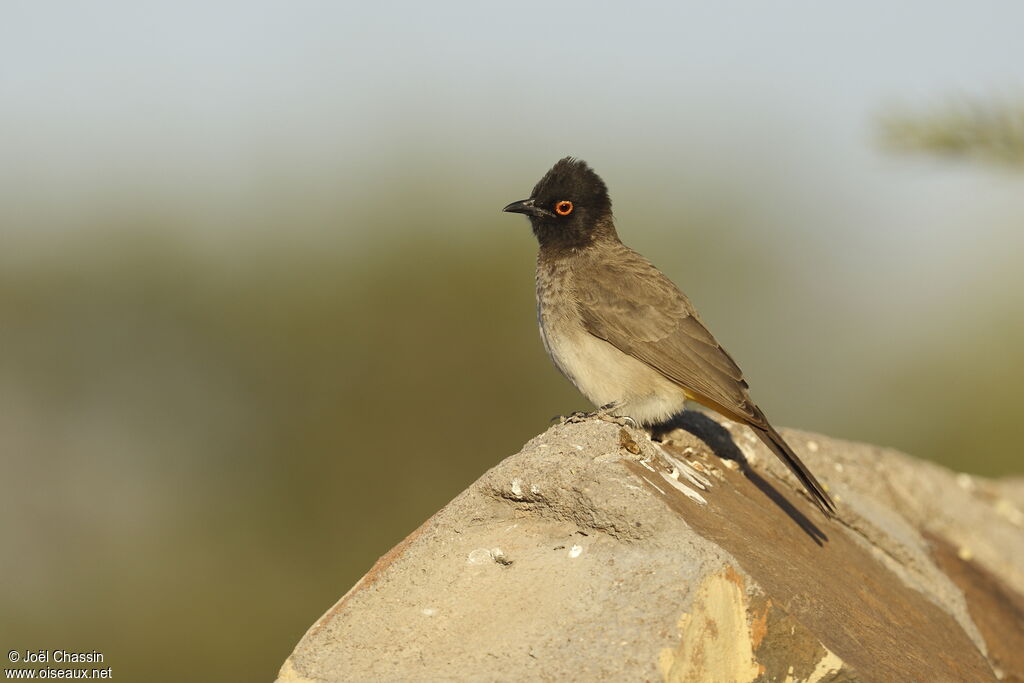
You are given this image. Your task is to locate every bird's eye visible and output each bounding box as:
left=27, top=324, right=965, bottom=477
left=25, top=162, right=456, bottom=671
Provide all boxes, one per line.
left=555, top=201, right=573, bottom=216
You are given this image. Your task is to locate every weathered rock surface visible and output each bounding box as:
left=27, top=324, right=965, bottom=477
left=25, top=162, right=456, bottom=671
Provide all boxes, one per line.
left=277, top=411, right=1024, bottom=682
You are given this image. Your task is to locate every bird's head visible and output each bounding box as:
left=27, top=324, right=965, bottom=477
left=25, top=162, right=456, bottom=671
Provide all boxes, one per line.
left=503, top=157, right=615, bottom=249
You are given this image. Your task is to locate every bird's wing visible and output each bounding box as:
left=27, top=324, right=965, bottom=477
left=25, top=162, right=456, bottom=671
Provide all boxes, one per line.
left=576, top=250, right=766, bottom=428
left=577, top=248, right=836, bottom=516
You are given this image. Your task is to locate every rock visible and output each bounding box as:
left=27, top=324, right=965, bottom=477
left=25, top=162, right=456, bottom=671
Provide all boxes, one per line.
left=277, top=411, right=1024, bottom=682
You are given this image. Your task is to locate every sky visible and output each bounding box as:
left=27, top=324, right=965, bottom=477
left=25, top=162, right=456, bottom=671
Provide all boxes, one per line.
left=2, top=1, right=1023, bottom=234
left=1, top=1, right=1022, bottom=363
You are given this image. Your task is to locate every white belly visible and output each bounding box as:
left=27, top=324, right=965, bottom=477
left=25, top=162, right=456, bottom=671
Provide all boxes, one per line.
left=538, top=314, right=688, bottom=426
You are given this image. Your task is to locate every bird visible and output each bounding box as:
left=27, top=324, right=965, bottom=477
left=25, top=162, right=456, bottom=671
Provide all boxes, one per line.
left=502, top=157, right=835, bottom=518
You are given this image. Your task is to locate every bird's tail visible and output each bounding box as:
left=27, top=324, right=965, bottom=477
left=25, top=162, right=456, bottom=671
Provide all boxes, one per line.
left=751, top=423, right=836, bottom=518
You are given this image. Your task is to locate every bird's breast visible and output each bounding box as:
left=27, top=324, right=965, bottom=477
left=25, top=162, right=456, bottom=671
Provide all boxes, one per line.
left=535, top=257, right=683, bottom=415
left=535, top=258, right=577, bottom=381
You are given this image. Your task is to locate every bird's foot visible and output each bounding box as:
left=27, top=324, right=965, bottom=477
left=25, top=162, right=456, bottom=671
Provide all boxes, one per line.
left=597, top=413, right=638, bottom=428
left=553, top=410, right=594, bottom=424
left=553, top=404, right=638, bottom=428
left=595, top=402, right=638, bottom=428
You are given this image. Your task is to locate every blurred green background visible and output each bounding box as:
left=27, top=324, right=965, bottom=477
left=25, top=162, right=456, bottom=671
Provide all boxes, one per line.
left=2, top=2, right=1023, bottom=681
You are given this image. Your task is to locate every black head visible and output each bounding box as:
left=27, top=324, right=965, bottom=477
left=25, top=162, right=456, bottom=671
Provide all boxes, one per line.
left=502, top=157, right=616, bottom=249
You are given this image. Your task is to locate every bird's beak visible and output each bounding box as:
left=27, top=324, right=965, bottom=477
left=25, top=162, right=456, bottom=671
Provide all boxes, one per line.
left=502, top=198, right=555, bottom=218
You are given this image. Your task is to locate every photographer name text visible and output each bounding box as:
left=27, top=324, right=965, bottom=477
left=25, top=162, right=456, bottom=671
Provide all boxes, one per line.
left=10, top=651, right=103, bottom=664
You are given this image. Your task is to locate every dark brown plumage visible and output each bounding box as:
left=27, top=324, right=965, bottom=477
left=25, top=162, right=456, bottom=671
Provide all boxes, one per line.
left=503, top=157, right=836, bottom=517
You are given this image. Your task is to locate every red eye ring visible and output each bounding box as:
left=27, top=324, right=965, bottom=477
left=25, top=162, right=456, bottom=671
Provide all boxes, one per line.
left=555, top=201, right=573, bottom=216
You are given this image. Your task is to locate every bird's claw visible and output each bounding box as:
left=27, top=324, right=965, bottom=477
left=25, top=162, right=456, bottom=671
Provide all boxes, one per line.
left=598, top=413, right=638, bottom=428
left=554, top=410, right=595, bottom=424
left=553, top=409, right=637, bottom=428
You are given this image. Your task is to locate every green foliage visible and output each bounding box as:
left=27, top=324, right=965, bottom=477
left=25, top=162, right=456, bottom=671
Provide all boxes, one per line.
left=0, top=228, right=578, bottom=682
left=879, top=99, right=1024, bottom=166
left=1, top=197, right=1020, bottom=680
